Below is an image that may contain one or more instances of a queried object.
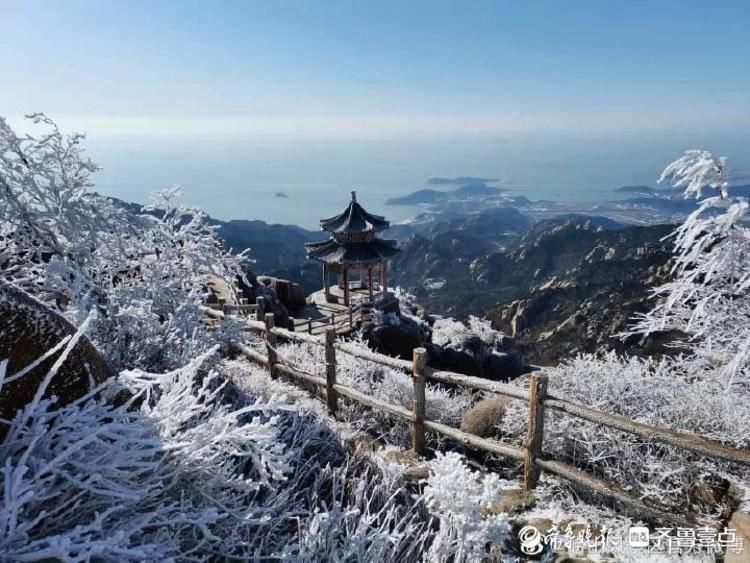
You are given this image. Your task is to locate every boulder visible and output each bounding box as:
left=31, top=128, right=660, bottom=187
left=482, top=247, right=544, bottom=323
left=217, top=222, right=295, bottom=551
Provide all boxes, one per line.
left=372, top=292, right=401, bottom=315
left=367, top=316, right=426, bottom=360
left=460, top=395, right=511, bottom=437
left=256, top=276, right=306, bottom=312
left=725, top=511, right=750, bottom=563
left=486, top=489, right=537, bottom=515
left=209, top=268, right=292, bottom=329
left=257, top=287, right=293, bottom=329
left=0, top=281, right=113, bottom=423
left=483, top=351, right=526, bottom=381
left=429, top=345, right=483, bottom=377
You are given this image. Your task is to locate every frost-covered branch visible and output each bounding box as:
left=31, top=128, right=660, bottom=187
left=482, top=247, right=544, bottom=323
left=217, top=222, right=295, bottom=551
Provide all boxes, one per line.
left=628, top=150, right=750, bottom=387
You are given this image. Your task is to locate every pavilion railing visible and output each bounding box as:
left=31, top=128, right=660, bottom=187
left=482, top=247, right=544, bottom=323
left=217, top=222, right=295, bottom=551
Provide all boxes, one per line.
left=219, top=300, right=750, bottom=529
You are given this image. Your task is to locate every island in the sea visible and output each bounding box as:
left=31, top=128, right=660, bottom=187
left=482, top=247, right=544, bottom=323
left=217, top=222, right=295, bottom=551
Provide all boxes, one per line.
left=386, top=177, right=505, bottom=205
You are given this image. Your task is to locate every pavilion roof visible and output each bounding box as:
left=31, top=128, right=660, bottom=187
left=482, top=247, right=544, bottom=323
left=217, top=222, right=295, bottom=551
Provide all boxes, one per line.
left=305, top=237, right=399, bottom=265
left=319, top=191, right=390, bottom=234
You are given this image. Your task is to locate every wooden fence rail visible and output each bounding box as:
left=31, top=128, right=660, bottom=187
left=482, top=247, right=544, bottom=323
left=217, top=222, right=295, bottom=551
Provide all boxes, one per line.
left=225, top=303, right=750, bottom=528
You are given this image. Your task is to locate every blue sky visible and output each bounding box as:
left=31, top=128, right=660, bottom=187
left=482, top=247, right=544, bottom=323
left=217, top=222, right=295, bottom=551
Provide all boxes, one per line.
left=2, top=0, right=749, bottom=139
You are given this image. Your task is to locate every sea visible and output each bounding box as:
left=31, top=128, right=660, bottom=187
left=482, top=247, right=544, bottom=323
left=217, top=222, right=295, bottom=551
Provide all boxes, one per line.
left=87, top=130, right=749, bottom=230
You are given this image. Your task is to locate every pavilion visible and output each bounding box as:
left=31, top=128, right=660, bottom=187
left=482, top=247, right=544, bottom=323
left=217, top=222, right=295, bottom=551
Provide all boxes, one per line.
left=305, top=191, right=399, bottom=306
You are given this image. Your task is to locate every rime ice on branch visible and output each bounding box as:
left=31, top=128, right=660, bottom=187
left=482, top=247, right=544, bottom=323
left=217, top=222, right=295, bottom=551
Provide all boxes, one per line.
left=627, top=150, right=750, bottom=388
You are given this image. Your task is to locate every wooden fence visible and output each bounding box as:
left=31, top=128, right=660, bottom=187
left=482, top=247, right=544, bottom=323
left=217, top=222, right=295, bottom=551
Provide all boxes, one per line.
left=219, top=299, right=750, bottom=528
left=206, top=295, right=369, bottom=335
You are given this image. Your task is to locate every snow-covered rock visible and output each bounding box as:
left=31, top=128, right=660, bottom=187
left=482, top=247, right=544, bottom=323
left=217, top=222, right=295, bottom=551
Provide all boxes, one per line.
left=0, top=279, right=112, bottom=424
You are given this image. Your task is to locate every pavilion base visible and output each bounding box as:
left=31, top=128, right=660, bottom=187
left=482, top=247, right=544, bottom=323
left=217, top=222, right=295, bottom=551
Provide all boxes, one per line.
left=321, top=283, right=385, bottom=306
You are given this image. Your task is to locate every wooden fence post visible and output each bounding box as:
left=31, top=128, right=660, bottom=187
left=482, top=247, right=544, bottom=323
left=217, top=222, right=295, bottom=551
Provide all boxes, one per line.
left=256, top=296, right=265, bottom=321
left=264, top=312, right=277, bottom=379
left=412, top=347, right=427, bottom=456
left=524, top=372, right=548, bottom=491
left=307, top=317, right=312, bottom=334
left=325, top=327, right=338, bottom=417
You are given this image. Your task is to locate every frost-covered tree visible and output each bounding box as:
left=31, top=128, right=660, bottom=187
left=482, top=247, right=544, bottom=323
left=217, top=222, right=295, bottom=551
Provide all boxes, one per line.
left=0, top=114, right=248, bottom=370
left=0, top=113, right=132, bottom=301
left=628, top=150, right=749, bottom=387
left=494, top=151, right=750, bottom=519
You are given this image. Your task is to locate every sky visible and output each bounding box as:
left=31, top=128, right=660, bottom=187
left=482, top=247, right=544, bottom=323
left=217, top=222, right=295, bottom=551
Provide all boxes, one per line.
left=2, top=1, right=749, bottom=225
left=2, top=0, right=749, bottom=139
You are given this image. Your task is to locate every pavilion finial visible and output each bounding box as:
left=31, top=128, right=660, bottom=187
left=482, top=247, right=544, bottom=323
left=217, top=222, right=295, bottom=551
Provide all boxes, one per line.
left=351, top=190, right=357, bottom=202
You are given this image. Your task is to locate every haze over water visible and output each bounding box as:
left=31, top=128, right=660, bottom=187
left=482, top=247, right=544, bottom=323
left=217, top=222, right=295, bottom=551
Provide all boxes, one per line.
left=89, top=130, right=750, bottom=229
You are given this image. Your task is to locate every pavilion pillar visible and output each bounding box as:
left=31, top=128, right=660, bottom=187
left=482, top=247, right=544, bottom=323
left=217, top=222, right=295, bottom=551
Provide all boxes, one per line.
left=323, top=263, right=330, bottom=300
left=382, top=261, right=388, bottom=294
left=368, top=266, right=373, bottom=301
left=343, top=266, right=350, bottom=306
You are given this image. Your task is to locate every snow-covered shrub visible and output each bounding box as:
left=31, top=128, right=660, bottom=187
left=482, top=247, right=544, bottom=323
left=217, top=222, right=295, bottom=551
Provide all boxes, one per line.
left=86, top=188, right=249, bottom=371
left=432, top=317, right=469, bottom=348
left=499, top=351, right=750, bottom=518
left=4, top=329, right=450, bottom=561
left=228, top=358, right=520, bottom=562
left=432, top=315, right=504, bottom=350
left=0, top=329, right=300, bottom=560
left=267, top=334, right=472, bottom=448
left=423, top=452, right=511, bottom=562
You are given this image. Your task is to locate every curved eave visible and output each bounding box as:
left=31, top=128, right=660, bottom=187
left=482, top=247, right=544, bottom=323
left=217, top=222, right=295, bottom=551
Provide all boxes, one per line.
left=305, top=238, right=399, bottom=265
left=319, top=200, right=390, bottom=234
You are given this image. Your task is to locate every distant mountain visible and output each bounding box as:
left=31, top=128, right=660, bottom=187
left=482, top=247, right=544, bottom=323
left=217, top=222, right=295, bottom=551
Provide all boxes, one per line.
left=524, top=214, right=627, bottom=235
left=484, top=221, right=676, bottom=363
left=615, top=185, right=659, bottom=195
left=389, top=207, right=534, bottom=311
left=103, top=194, right=324, bottom=274
left=615, top=183, right=750, bottom=202
left=386, top=182, right=504, bottom=205
left=427, top=176, right=499, bottom=185
left=215, top=219, right=325, bottom=272
left=391, top=214, right=678, bottom=363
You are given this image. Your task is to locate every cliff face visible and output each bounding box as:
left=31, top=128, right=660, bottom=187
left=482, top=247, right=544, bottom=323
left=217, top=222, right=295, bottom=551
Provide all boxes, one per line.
left=481, top=220, right=676, bottom=364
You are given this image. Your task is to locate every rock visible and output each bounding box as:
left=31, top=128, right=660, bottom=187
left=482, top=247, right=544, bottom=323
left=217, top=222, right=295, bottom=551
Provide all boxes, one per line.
left=217, top=267, right=294, bottom=329
left=435, top=347, right=483, bottom=377
left=381, top=449, right=429, bottom=481
left=257, top=287, right=293, bottom=329
left=688, top=475, right=742, bottom=520
left=367, top=315, right=426, bottom=360
left=483, top=351, right=526, bottom=381
left=257, top=276, right=306, bottom=312
left=0, top=280, right=113, bottom=424
left=486, top=488, right=537, bottom=515
left=524, top=517, right=555, bottom=536
left=725, top=511, right=750, bottom=563
left=372, top=292, right=401, bottom=315
left=460, top=396, right=511, bottom=437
